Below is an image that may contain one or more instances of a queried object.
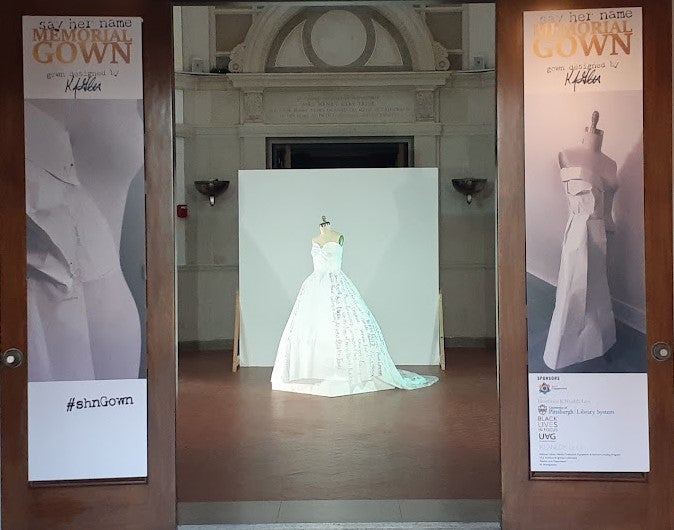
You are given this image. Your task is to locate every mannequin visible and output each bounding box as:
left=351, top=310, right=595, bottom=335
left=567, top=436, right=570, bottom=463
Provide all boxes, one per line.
left=543, top=111, right=618, bottom=370
left=312, top=215, right=344, bottom=247
left=557, top=111, right=618, bottom=231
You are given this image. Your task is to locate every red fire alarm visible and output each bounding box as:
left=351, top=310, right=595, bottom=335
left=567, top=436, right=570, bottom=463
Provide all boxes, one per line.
left=176, top=204, right=189, bottom=218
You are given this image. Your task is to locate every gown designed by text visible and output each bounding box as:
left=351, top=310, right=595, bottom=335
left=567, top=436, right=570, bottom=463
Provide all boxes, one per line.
left=271, top=241, right=438, bottom=397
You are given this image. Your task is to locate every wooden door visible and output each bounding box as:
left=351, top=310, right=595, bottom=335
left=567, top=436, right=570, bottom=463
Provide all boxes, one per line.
left=497, top=0, right=674, bottom=528
left=0, top=1, right=176, bottom=528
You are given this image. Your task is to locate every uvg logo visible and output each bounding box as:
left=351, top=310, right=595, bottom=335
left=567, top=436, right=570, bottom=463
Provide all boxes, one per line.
left=539, top=432, right=557, bottom=440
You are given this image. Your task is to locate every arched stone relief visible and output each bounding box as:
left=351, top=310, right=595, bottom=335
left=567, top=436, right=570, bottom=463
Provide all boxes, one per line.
left=375, top=6, right=436, bottom=71
left=228, top=6, right=304, bottom=73
left=228, top=5, right=440, bottom=73
left=266, top=7, right=410, bottom=72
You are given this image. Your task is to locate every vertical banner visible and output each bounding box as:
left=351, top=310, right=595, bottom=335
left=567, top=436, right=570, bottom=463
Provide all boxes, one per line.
left=22, top=16, right=147, bottom=481
left=524, top=8, right=649, bottom=472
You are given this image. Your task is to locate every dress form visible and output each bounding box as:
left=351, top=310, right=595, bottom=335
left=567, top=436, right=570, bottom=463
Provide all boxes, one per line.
left=558, top=111, right=618, bottom=231
left=543, top=111, right=617, bottom=370
left=312, top=216, right=344, bottom=246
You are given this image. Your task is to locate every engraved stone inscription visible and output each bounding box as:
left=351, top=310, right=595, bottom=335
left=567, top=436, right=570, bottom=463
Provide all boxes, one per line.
left=264, top=91, right=415, bottom=124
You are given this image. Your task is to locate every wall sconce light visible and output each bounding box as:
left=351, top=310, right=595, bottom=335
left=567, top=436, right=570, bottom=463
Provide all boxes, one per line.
left=451, top=178, right=487, bottom=204
left=194, top=179, right=230, bottom=206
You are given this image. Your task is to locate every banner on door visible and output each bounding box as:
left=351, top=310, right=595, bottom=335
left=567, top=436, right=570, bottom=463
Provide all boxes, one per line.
left=523, top=8, right=649, bottom=472
left=22, top=16, right=147, bottom=481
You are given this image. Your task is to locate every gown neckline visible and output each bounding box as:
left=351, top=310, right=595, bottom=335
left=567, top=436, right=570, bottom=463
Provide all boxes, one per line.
left=312, top=241, right=342, bottom=249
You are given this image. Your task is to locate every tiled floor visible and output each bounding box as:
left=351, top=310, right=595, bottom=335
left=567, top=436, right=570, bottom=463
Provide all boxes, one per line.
left=177, top=499, right=501, bottom=527
left=526, top=273, right=647, bottom=373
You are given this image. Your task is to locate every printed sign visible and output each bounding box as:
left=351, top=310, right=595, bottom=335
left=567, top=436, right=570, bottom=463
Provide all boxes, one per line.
left=23, top=16, right=147, bottom=481
left=524, top=8, right=649, bottom=472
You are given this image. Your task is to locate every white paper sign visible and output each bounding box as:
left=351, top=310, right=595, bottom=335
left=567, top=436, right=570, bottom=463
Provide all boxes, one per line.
left=29, top=380, right=148, bottom=481
left=23, top=16, right=143, bottom=99
left=529, top=374, right=649, bottom=472
left=523, top=8, right=642, bottom=95
left=524, top=8, right=648, bottom=473
left=23, top=15, right=147, bottom=481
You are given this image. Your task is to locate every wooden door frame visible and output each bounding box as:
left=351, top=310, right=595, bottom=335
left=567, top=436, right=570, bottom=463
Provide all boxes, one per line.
left=497, top=1, right=674, bottom=528
left=0, top=0, right=176, bottom=527
left=2, top=0, right=673, bottom=528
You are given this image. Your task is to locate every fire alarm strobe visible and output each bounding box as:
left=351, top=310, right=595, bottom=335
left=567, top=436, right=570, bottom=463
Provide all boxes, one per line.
left=176, top=204, right=189, bottom=218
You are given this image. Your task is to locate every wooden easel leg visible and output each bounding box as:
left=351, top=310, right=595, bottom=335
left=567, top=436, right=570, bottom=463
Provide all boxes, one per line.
left=232, top=290, right=240, bottom=373
left=439, top=291, right=445, bottom=371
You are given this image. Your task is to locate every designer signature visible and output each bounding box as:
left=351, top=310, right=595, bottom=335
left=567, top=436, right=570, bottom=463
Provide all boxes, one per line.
left=564, top=68, right=601, bottom=92
left=64, top=74, right=102, bottom=98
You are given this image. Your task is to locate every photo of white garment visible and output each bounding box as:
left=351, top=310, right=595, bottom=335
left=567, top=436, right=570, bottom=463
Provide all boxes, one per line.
left=25, top=100, right=145, bottom=382
left=543, top=167, right=617, bottom=370
left=543, top=113, right=618, bottom=370
left=271, top=237, right=438, bottom=397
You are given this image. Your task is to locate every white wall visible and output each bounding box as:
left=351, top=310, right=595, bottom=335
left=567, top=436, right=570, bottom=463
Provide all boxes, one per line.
left=239, top=168, right=440, bottom=366
left=173, top=6, right=183, bottom=72
left=466, top=4, right=496, bottom=70
left=180, top=6, right=211, bottom=72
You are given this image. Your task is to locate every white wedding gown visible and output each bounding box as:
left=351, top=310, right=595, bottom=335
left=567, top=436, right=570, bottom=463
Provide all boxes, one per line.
left=271, top=240, right=438, bottom=397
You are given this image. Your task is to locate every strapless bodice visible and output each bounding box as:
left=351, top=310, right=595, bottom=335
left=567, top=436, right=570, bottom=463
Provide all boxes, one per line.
left=311, top=241, right=343, bottom=272
left=561, top=166, right=605, bottom=219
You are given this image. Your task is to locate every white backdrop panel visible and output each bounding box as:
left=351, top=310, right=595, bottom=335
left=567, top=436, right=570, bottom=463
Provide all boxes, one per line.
left=239, top=168, right=439, bottom=367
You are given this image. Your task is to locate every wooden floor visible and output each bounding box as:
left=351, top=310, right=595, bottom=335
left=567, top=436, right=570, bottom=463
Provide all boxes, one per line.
left=177, top=349, right=500, bottom=502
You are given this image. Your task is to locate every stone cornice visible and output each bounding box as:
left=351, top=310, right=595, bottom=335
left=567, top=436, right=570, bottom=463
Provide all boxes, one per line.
left=228, top=71, right=450, bottom=89
left=175, top=70, right=495, bottom=92
left=238, top=122, right=443, bottom=138
left=175, top=123, right=497, bottom=138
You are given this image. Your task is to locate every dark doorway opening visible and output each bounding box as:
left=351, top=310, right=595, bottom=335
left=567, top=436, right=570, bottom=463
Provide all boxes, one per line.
left=267, top=137, right=413, bottom=169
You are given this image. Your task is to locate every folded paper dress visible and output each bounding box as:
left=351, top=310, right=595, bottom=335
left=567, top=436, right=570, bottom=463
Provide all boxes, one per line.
left=543, top=166, right=616, bottom=370
left=25, top=102, right=141, bottom=382
left=271, top=241, right=438, bottom=397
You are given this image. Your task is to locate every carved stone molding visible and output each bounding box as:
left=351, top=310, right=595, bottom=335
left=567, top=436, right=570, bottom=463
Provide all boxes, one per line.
left=415, top=90, right=435, bottom=121
left=377, top=6, right=435, bottom=71
left=228, top=71, right=449, bottom=89
left=228, top=43, right=246, bottom=73
left=230, top=5, right=436, bottom=73
left=243, top=91, right=263, bottom=122
left=433, top=41, right=451, bottom=71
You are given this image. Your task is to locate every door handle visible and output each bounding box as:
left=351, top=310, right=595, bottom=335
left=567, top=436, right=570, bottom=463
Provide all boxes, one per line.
left=651, top=342, right=672, bottom=361
left=1, top=348, right=23, bottom=368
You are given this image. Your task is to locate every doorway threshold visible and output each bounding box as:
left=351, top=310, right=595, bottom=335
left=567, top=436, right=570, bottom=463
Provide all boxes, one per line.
left=177, top=499, right=501, bottom=528
left=178, top=522, right=501, bottom=530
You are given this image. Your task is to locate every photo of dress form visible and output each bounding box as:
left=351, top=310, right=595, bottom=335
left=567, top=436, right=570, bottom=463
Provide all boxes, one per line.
left=271, top=216, right=438, bottom=397
left=543, top=111, right=618, bottom=370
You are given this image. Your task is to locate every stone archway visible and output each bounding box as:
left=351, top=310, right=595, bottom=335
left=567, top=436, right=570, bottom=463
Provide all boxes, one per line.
left=228, top=5, right=448, bottom=73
